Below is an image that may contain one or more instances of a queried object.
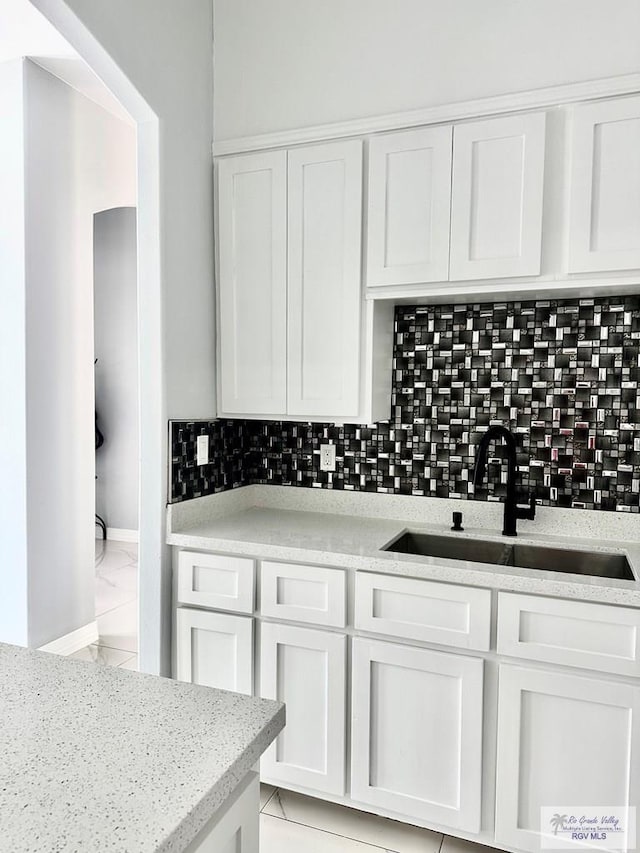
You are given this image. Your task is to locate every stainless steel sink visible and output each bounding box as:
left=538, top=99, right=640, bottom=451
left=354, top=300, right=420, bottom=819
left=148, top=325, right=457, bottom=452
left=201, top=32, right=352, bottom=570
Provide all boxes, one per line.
left=507, top=544, right=635, bottom=580
left=388, top=532, right=512, bottom=565
left=383, top=531, right=635, bottom=581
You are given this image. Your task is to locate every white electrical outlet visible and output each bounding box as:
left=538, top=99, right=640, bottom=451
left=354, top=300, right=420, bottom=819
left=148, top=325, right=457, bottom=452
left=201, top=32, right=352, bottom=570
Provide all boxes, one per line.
left=320, top=443, right=336, bottom=472
left=196, top=434, right=209, bottom=466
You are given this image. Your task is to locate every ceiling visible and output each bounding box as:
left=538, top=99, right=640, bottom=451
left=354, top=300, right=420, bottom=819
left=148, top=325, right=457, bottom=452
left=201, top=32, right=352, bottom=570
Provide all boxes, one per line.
left=0, top=0, right=133, bottom=124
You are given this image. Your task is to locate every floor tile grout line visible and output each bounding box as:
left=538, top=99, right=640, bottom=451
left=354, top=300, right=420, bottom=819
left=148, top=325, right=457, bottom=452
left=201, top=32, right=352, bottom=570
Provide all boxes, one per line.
left=260, top=786, right=278, bottom=814
left=261, top=810, right=403, bottom=852
left=95, top=597, right=139, bottom=620
left=95, top=641, right=139, bottom=654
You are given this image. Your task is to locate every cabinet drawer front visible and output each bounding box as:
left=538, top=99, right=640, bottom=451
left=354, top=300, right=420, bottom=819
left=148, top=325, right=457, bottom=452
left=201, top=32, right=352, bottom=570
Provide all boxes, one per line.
left=177, top=551, right=255, bottom=614
left=176, top=608, right=253, bottom=695
left=261, top=561, right=346, bottom=627
left=355, top=572, right=491, bottom=650
left=497, top=592, right=640, bottom=676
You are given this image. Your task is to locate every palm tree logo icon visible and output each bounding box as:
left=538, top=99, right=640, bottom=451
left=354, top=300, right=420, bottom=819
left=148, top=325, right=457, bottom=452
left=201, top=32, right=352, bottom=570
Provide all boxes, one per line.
left=550, top=814, right=569, bottom=835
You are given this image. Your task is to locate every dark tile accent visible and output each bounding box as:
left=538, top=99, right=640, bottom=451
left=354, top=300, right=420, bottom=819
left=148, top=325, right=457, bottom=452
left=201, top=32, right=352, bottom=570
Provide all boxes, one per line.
left=170, top=295, right=640, bottom=513
left=169, top=420, right=250, bottom=502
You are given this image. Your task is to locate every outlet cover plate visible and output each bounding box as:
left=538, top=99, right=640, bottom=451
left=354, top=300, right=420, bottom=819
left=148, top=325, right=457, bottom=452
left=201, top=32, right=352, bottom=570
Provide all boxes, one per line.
left=320, top=444, right=336, bottom=472
left=196, top=434, right=209, bottom=466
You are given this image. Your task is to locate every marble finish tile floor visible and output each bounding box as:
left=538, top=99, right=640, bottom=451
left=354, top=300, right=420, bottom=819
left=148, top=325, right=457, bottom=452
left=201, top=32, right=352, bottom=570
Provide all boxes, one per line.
left=70, top=539, right=139, bottom=671
left=259, top=786, right=498, bottom=853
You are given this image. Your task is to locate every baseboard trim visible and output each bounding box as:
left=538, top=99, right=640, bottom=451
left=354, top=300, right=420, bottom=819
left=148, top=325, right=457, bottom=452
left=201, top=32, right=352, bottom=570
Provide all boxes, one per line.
left=95, top=527, right=139, bottom=543
left=38, top=620, right=99, bottom=656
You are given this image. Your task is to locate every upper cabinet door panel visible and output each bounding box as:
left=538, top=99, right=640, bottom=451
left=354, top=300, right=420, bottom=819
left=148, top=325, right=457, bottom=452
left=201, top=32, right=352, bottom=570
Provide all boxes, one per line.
left=568, top=95, right=640, bottom=273
left=450, top=112, right=546, bottom=281
left=367, top=126, right=453, bottom=286
left=217, top=151, right=287, bottom=415
left=287, top=140, right=363, bottom=419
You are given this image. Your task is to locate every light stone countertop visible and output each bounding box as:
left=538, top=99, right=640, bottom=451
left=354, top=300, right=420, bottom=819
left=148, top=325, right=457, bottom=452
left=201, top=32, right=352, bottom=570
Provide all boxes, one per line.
left=0, top=643, right=284, bottom=853
left=167, top=485, right=640, bottom=607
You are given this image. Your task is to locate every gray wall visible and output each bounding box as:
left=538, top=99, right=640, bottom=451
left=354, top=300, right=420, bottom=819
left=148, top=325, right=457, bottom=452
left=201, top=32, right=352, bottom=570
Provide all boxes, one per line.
left=0, top=58, right=28, bottom=646
left=214, top=0, right=640, bottom=140
left=94, top=207, right=138, bottom=533
left=24, top=61, right=136, bottom=648
left=33, top=0, right=216, bottom=674
left=0, top=59, right=136, bottom=649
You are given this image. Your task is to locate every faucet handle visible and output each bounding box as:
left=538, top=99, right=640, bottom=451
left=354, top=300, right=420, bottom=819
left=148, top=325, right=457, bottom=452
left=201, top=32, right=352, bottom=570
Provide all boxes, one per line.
left=517, top=492, right=537, bottom=521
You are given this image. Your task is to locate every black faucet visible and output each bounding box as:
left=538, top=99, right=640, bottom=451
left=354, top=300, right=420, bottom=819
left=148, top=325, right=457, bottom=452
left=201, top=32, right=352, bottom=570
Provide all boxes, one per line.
left=473, top=425, right=536, bottom=537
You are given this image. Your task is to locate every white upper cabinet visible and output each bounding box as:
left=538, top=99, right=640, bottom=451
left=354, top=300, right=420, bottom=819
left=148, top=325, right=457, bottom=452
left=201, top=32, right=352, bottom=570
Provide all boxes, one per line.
left=216, top=140, right=390, bottom=422
left=367, top=126, right=453, bottom=286
left=450, top=112, right=546, bottom=281
left=568, top=95, right=640, bottom=273
left=287, top=140, right=363, bottom=419
left=217, top=151, right=287, bottom=415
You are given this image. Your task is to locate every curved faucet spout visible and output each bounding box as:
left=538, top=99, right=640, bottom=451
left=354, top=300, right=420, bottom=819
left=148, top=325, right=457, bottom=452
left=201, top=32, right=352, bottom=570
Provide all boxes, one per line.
left=472, top=425, right=535, bottom=537
left=473, top=425, right=517, bottom=489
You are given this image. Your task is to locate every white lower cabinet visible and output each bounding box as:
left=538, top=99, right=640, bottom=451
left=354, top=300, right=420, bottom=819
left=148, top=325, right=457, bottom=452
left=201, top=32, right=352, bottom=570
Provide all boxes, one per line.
left=495, top=664, right=640, bottom=853
left=350, top=637, right=484, bottom=833
left=174, top=547, right=640, bottom=851
left=259, top=622, right=347, bottom=795
left=176, top=608, right=253, bottom=695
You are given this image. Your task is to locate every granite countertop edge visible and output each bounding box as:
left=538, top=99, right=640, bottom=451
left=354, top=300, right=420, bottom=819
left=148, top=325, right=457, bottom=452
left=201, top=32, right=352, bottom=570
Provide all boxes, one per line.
left=158, top=707, right=285, bottom=853
left=0, top=645, right=285, bottom=853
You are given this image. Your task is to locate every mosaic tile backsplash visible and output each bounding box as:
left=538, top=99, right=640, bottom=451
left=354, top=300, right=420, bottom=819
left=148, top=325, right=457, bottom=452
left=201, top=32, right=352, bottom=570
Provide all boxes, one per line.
left=171, top=295, right=640, bottom=512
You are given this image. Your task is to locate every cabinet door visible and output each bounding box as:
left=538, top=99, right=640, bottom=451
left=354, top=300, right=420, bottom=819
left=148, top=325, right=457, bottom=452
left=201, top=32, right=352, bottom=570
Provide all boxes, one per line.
left=495, top=665, right=640, bottom=853
left=568, top=96, right=640, bottom=273
left=217, top=151, right=287, bottom=415
left=259, top=622, right=346, bottom=795
left=176, top=608, right=253, bottom=695
left=367, top=126, right=452, bottom=286
left=450, top=112, right=546, bottom=280
left=351, top=637, right=484, bottom=832
left=287, top=140, right=362, bottom=419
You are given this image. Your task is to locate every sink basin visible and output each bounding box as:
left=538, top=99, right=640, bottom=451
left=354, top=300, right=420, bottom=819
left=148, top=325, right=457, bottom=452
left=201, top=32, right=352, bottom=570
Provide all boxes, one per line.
left=383, top=531, right=635, bottom=581
left=508, top=544, right=635, bottom=580
left=388, top=532, right=512, bottom=565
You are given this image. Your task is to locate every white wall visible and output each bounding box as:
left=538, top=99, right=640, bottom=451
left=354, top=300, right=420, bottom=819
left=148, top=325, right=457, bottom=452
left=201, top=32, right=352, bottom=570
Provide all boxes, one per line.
left=0, top=59, right=29, bottom=646
left=213, top=0, right=640, bottom=140
left=30, top=0, right=216, bottom=674
left=0, top=0, right=74, bottom=62
left=0, top=60, right=138, bottom=649
left=24, top=60, right=136, bottom=647
left=94, top=207, right=139, bottom=533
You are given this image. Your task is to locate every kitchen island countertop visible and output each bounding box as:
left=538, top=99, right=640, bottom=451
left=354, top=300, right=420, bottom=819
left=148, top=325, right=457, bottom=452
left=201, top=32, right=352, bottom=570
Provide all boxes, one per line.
left=0, top=643, right=284, bottom=853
